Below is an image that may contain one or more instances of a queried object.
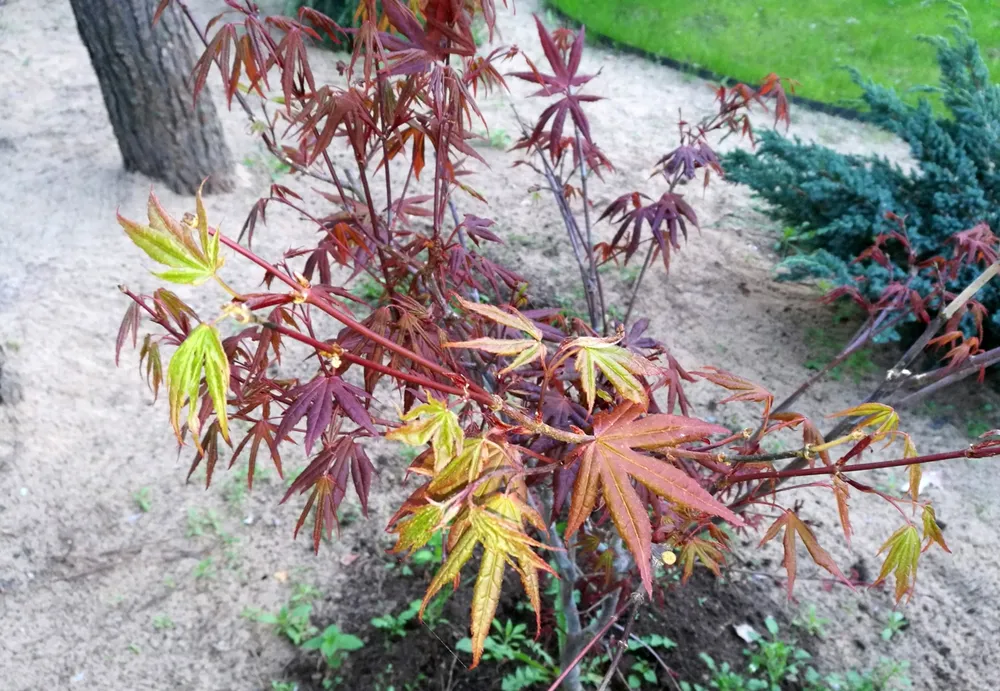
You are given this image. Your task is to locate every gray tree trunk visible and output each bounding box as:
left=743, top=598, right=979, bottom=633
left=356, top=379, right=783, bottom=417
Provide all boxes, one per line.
left=69, top=0, right=234, bottom=194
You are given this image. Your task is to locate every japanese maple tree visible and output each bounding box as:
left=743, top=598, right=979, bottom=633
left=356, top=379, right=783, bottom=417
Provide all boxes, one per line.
left=114, top=1, right=1000, bottom=687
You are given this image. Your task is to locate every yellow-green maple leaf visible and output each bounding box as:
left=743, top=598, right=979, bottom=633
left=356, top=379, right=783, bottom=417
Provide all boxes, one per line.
left=428, top=437, right=520, bottom=498
left=420, top=499, right=553, bottom=668
left=563, top=336, right=659, bottom=412
left=921, top=505, right=950, bottom=554
left=386, top=393, right=463, bottom=471
left=830, top=402, right=900, bottom=447
left=118, top=186, right=223, bottom=285
left=873, top=524, right=921, bottom=603
left=167, top=323, right=230, bottom=447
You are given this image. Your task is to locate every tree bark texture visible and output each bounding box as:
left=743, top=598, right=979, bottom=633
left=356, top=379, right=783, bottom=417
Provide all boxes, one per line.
left=69, top=0, right=234, bottom=194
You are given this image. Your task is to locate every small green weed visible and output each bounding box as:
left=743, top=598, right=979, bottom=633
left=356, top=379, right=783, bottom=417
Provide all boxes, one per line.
left=192, top=557, right=216, bottom=581
left=371, top=600, right=420, bottom=639
left=793, top=604, right=830, bottom=638
left=152, top=613, right=174, bottom=631
left=456, top=619, right=557, bottom=691
left=745, top=617, right=812, bottom=688
left=351, top=276, right=385, bottom=305
left=257, top=603, right=317, bottom=645
left=302, top=623, right=365, bottom=672
left=473, top=128, right=512, bottom=150
left=966, top=403, right=995, bottom=439
left=684, top=616, right=911, bottom=691
left=881, top=612, right=907, bottom=642
left=186, top=508, right=222, bottom=538
left=819, top=658, right=911, bottom=690
left=132, top=487, right=152, bottom=513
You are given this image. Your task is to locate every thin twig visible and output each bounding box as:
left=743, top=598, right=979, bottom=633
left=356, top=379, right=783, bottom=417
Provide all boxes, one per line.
left=597, top=593, right=645, bottom=691
left=623, top=242, right=656, bottom=327
left=611, top=624, right=682, bottom=691
left=512, top=105, right=601, bottom=330
left=575, top=129, right=607, bottom=334
left=545, top=593, right=633, bottom=691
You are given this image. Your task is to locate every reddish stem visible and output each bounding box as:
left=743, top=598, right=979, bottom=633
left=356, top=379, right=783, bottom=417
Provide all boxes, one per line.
left=260, top=319, right=470, bottom=399
left=729, top=447, right=998, bottom=485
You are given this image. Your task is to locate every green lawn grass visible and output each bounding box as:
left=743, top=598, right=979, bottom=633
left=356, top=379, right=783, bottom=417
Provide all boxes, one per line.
left=549, top=0, right=1000, bottom=108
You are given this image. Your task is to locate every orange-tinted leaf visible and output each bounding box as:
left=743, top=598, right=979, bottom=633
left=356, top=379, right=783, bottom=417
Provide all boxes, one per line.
left=390, top=503, right=445, bottom=556
left=152, top=0, right=171, bottom=26
left=903, top=434, right=920, bottom=502
left=427, top=437, right=518, bottom=498
left=760, top=510, right=851, bottom=597
left=832, top=476, right=852, bottom=546
left=454, top=295, right=542, bottom=340
left=677, top=535, right=726, bottom=582
left=138, top=335, right=164, bottom=401
left=444, top=337, right=545, bottom=376
left=695, top=367, right=773, bottom=422
left=802, top=417, right=830, bottom=465
left=566, top=404, right=741, bottom=594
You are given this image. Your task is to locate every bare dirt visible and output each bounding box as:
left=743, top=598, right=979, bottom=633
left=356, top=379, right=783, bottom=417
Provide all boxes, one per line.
left=1, top=1, right=998, bottom=690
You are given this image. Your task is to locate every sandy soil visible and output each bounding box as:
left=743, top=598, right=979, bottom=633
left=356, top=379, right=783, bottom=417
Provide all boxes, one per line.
left=1, top=1, right=998, bottom=689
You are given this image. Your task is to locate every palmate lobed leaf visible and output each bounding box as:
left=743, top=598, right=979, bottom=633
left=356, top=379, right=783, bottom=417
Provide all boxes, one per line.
left=167, top=323, right=230, bottom=448
left=873, top=524, right=922, bottom=603
left=832, top=476, right=852, bottom=546
left=275, top=374, right=375, bottom=455
left=138, top=335, right=164, bottom=400
left=386, top=393, right=464, bottom=472
left=694, top=366, right=774, bottom=422
left=118, top=187, right=223, bottom=286
left=419, top=497, right=554, bottom=668
left=829, top=402, right=900, bottom=446
left=444, top=337, right=546, bottom=376
left=453, top=295, right=543, bottom=340
left=566, top=403, right=742, bottom=594
left=760, top=510, right=852, bottom=598
left=564, top=336, right=659, bottom=413
left=921, top=505, right=950, bottom=554
left=428, top=436, right=520, bottom=499
left=902, top=434, right=921, bottom=502
left=677, top=535, right=726, bottom=582
left=115, top=301, right=141, bottom=367
left=390, top=502, right=445, bottom=557
left=281, top=437, right=375, bottom=552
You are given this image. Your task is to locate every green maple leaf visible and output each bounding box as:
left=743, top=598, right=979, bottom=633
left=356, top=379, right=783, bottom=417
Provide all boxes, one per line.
left=873, top=524, right=921, bottom=603
left=167, top=323, right=230, bottom=447
left=420, top=496, right=553, bottom=668
left=563, top=336, right=660, bottom=412
left=386, top=393, right=464, bottom=471
left=118, top=186, right=223, bottom=285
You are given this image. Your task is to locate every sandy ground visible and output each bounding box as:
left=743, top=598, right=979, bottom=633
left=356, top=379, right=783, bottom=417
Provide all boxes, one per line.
left=1, top=0, right=999, bottom=689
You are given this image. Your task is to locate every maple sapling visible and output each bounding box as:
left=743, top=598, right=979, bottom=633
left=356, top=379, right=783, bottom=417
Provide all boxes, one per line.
left=114, top=1, right=1000, bottom=687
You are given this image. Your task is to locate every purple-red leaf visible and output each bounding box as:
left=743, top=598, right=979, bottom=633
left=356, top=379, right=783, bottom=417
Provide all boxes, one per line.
left=276, top=374, right=375, bottom=454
